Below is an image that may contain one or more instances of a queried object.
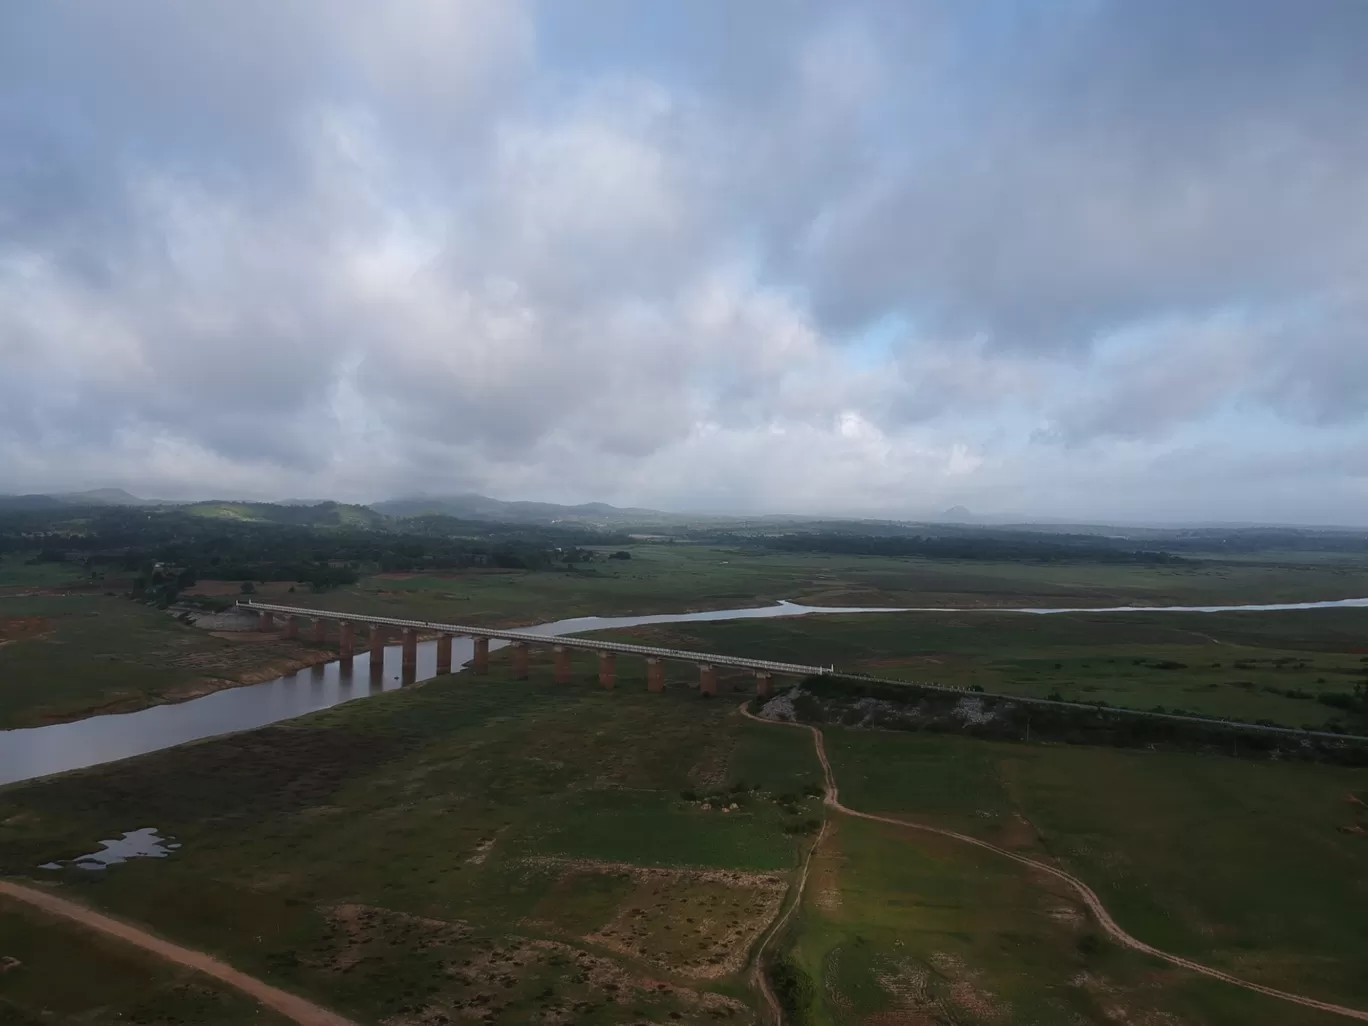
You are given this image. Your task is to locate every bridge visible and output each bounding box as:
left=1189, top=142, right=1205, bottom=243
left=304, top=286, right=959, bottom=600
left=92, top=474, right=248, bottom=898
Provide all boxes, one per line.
left=236, top=600, right=828, bottom=695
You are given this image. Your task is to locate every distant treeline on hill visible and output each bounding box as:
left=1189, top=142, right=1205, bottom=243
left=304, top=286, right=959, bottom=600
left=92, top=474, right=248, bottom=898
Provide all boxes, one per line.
left=725, top=531, right=1193, bottom=565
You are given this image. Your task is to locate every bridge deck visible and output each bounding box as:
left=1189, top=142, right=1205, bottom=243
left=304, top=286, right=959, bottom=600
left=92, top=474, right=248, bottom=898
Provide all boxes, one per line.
left=236, top=601, right=824, bottom=677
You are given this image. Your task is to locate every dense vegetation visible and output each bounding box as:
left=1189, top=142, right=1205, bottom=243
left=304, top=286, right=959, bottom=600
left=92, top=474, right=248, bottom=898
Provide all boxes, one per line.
left=0, top=503, right=628, bottom=605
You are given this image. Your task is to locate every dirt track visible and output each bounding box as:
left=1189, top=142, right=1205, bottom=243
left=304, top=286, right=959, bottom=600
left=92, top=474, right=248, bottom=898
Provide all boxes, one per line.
left=739, top=702, right=1368, bottom=1024
left=0, top=881, right=357, bottom=1026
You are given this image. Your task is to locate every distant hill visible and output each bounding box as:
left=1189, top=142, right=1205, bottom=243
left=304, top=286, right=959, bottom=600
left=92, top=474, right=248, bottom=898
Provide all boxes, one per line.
left=0, top=488, right=153, bottom=511
left=372, top=493, right=677, bottom=526
left=184, top=500, right=386, bottom=528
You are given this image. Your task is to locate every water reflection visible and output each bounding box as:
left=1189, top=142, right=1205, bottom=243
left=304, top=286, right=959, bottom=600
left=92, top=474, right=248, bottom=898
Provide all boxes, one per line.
left=38, top=827, right=180, bottom=871
left=5, top=597, right=1368, bottom=787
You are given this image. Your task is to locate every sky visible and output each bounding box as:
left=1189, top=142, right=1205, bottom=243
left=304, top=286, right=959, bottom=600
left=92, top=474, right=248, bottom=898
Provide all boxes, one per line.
left=3, top=1, right=1368, bottom=524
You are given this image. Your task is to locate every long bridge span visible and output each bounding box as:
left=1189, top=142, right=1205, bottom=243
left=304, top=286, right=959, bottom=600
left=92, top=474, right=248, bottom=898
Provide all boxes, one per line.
left=236, top=600, right=826, bottom=694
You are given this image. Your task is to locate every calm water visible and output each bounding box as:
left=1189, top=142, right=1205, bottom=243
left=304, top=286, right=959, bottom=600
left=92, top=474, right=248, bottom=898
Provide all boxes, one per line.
left=4, top=596, right=1367, bottom=787
left=0, top=601, right=900, bottom=786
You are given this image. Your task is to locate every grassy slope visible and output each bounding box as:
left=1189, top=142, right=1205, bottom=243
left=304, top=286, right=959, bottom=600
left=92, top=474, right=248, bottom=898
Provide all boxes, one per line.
left=0, top=901, right=293, bottom=1025
left=600, top=607, right=1368, bottom=728
left=0, top=658, right=824, bottom=1025
left=804, top=726, right=1368, bottom=1024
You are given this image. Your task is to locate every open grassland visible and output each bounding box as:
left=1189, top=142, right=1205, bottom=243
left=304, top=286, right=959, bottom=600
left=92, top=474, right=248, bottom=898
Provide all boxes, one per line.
left=0, top=554, right=89, bottom=593
left=601, top=607, right=1368, bottom=729
left=0, top=655, right=824, bottom=1025
left=3, top=640, right=1365, bottom=1024
left=794, top=726, right=1368, bottom=1025
left=0, top=593, right=338, bottom=728
left=289, top=544, right=1368, bottom=627
left=0, top=900, right=293, bottom=1026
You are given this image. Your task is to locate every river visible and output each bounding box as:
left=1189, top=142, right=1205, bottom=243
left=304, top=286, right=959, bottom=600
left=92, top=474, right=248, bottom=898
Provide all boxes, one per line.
left=4, top=596, right=1368, bottom=787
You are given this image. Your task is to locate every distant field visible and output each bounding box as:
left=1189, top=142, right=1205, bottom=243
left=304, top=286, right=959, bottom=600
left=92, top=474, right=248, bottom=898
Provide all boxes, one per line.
left=795, top=726, right=1368, bottom=1025
left=597, top=607, right=1368, bottom=729
left=289, top=542, right=1368, bottom=628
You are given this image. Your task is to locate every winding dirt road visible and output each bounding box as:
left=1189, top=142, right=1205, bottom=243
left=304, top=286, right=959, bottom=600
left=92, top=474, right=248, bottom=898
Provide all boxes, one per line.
left=739, top=703, right=1368, bottom=1024
left=0, top=881, right=356, bottom=1026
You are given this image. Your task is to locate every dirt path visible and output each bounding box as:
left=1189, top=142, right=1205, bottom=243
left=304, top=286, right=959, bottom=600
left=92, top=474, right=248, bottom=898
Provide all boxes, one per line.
left=738, top=703, right=1368, bottom=1024
left=0, top=881, right=357, bottom=1026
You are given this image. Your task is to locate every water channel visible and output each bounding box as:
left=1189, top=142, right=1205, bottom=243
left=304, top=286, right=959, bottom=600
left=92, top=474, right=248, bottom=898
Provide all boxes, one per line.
left=4, top=596, right=1368, bottom=787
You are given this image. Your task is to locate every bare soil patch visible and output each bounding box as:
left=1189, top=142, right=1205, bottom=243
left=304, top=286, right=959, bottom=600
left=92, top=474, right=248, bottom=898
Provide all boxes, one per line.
left=312, top=901, right=748, bottom=1025
left=523, top=858, right=786, bottom=981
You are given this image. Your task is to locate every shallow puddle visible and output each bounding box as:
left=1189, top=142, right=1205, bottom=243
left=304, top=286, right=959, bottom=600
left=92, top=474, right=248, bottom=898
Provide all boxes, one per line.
left=39, top=827, right=181, bottom=871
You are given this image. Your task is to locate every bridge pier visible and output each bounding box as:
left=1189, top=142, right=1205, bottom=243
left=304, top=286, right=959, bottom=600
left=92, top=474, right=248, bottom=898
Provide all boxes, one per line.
left=646, top=656, right=665, bottom=692
left=699, top=664, right=718, bottom=696
left=370, top=625, right=389, bottom=671
left=554, top=645, right=572, bottom=683
left=339, top=621, right=355, bottom=659
left=258, top=611, right=274, bottom=632
left=598, top=651, right=617, bottom=689
left=402, top=628, right=418, bottom=673
left=755, top=672, right=774, bottom=698
left=436, top=634, right=453, bottom=675
left=511, top=642, right=529, bottom=679
left=312, top=618, right=327, bottom=644
left=284, top=616, right=299, bottom=640
left=472, top=637, right=489, bottom=674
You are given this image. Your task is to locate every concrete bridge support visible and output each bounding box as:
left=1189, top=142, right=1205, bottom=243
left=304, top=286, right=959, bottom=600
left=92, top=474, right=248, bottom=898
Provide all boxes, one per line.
left=646, top=656, right=665, bottom=692
left=284, top=616, right=299, bottom=640
left=402, top=628, right=418, bottom=673
left=511, top=642, right=529, bottom=679
left=370, top=625, right=389, bottom=671
left=312, top=618, right=327, bottom=644
left=339, top=621, right=355, bottom=659
left=554, top=645, right=572, bottom=684
left=436, top=634, right=453, bottom=675
left=472, top=637, right=490, bottom=674
left=598, top=651, right=617, bottom=690
left=258, top=611, right=274, bottom=632
left=699, top=664, right=718, bottom=696
left=755, top=672, right=774, bottom=698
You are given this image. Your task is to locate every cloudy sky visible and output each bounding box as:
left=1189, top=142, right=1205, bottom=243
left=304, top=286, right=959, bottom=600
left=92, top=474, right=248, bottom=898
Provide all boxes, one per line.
left=3, top=1, right=1367, bottom=523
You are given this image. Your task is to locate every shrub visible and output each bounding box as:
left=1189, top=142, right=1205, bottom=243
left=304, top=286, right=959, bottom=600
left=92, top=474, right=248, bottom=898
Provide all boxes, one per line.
left=767, top=955, right=816, bottom=1024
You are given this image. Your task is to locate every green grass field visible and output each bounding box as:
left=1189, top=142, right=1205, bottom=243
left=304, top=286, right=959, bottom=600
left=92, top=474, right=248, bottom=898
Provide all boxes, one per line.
left=793, top=726, right=1368, bottom=1025
left=3, top=642, right=1365, bottom=1024
left=0, top=656, right=824, bottom=1025
left=0, top=903, right=292, bottom=1025
left=597, top=606, right=1368, bottom=729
